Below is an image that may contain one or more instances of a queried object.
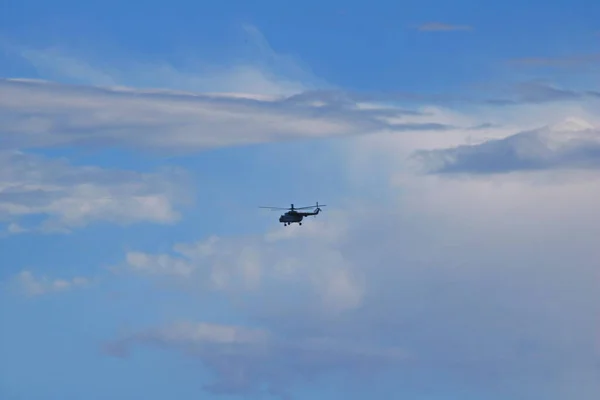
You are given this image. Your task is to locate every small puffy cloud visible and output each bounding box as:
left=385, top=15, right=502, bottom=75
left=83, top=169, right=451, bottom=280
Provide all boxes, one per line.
left=12, top=270, right=90, bottom=296
left=6, top=222, right=27, bottom=234
left=0, top=150, right=191, bottom=232
left=124, top=251, right=196, bottom=278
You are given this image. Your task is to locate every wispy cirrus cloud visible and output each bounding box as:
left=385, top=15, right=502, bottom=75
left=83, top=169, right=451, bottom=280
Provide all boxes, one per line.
left=416, top=22, right=473, bottom=31
left=0, top=23, right=323, bottom=95
left=507, top=53, right=600, bottom=68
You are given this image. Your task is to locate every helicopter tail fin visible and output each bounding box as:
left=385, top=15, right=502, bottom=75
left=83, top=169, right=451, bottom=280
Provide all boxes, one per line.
left=313, top=201, right=324, bottom=215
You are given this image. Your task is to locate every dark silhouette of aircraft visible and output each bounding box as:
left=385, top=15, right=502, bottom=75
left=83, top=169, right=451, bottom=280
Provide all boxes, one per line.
left=259, top=202, right=326, bottom=226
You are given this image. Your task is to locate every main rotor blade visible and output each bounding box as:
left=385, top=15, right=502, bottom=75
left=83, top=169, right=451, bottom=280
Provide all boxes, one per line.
left=295, top=204, right=327, bottom=209
left=259, top=206, right=291, bottom=210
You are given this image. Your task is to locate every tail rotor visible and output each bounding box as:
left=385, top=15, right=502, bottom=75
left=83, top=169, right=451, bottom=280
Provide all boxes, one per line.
left=314, top=201, right=325, bottom=216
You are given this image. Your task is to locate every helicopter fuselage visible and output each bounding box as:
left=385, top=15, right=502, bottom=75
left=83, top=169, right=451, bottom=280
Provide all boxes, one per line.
left=279, top=209, right=319, bottom=225
left=279, top=212, right=303, bottom=224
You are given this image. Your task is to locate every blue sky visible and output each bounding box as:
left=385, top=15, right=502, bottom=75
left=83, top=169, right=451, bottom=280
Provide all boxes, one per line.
left=1, top=1, right=600, bottom=399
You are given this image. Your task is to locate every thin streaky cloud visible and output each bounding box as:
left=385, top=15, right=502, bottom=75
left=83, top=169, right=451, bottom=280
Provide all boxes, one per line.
left=416, top=22, right=473, bottom=31
left=0, top=78, right=454, bottom=154
left=507, top=53, right=600, bottom=67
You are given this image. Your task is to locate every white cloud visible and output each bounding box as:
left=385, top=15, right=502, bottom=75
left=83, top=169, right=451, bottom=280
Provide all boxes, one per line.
left=343, top=96, right=600, bottom=180
left=12, top=270, right=90, bottom=296
left=0, top=150, right=191, bottom=232
left=0, top=78, right=454, bottom=153
left=116, top=218, right=364, bottom=315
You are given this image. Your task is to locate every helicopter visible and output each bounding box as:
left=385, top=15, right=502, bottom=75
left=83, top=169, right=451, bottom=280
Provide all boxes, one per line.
left=259, top=202, right=326, bottom=226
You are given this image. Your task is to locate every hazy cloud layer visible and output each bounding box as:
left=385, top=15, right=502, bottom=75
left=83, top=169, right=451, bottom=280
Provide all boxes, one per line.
left=105, top=171, right=600, bottom=398
left=0, top=150, right=191, bottom=232
left=105, top=321, right=408, bottom=397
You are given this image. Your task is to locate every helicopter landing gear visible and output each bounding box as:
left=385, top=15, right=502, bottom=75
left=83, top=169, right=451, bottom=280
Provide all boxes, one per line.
left=299, top=222, right=302, bottom=225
